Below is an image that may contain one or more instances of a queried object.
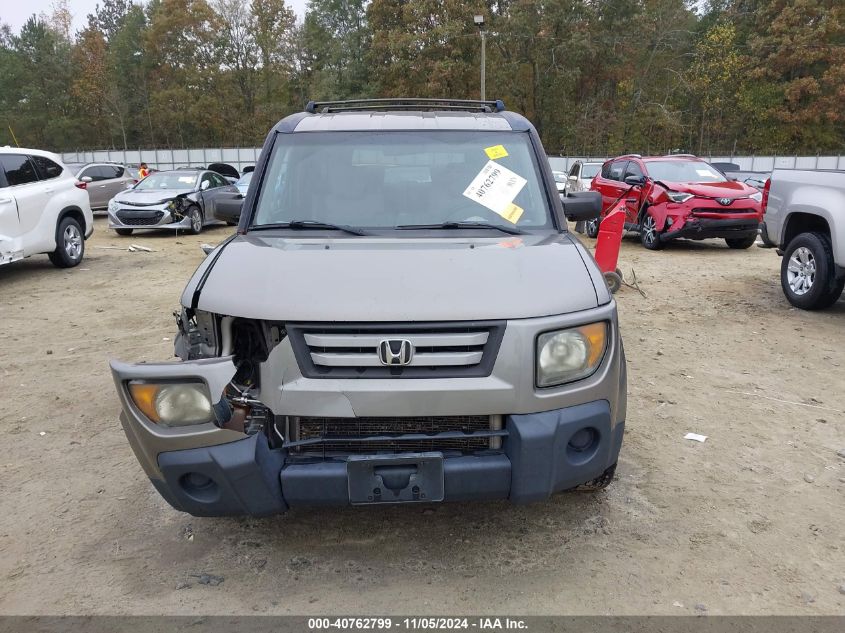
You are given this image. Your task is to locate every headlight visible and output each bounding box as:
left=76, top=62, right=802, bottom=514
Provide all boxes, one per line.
left=108, top=199, right=118, bottom=212
left=749, top=191, right=763, bottom=202
left=128, top=381, right=214, bottom=427
left=536, top=322, right=608, bottom=387
left=666, top=191, right=694, bottom=203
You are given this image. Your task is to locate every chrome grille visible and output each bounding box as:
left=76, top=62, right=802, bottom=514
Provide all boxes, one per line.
left=286, top=322, right=505, bottom=379
left=305, top=331, right=488, bottom=368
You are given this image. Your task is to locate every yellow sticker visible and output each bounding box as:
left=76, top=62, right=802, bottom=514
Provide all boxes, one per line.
left=484, top=144, right=509, bottom=160
left=499, top=203, right=524, bottom=224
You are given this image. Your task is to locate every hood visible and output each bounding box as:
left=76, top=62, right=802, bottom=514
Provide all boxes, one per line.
left=116, top=188, right=194, bottom=205
left=659, top=180, right=756, bottom=199
left=184, top=233, right=601, bottom=321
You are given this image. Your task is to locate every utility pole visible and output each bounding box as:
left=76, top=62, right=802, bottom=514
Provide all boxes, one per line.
left=474, top=15, right=486, bottom=100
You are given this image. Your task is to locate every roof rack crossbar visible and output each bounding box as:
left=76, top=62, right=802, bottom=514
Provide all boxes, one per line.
left=305, top=98, right=506, bottom=114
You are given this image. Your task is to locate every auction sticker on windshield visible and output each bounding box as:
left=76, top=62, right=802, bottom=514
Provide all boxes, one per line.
left=463, top=160, right=527, bottom=223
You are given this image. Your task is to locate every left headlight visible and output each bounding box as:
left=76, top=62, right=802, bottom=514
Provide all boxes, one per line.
left=536, top=322, right=608, bottom=388
left=128, top=381, right=214, bottom=427
left=666, top=191, right=694, bottom=203
left=749, top=191, right=763, bottom=202
left=108, top=199, right=118, bottom=212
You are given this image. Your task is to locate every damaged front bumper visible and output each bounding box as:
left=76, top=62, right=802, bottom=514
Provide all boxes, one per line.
left=138, top=403, right=624, bottom=516
left=107, top=205, right=195, bottom=231
left=662, top=217, right=760, bottom=241
left=110, top=307, right=626, bottom=516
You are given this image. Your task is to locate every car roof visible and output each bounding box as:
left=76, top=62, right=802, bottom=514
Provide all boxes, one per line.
left=642, top=155, right=704, bottom=162
left=0, top=146, right=64, bottom=162
left=156, top=169, right=202, bottom=177
left=273, top=99, right=531, bottom=134
left=292, top=111, right=516, bottom=132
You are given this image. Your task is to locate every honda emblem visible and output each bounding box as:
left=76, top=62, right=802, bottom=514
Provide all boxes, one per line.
left=377, top=339, right=414, bottom=366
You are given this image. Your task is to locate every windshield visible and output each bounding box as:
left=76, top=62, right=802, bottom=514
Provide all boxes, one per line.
left=252, top=131, right=553, bottom=230
left=645, top=160, right=727, bottom=183
left=581, top=163, right=601, bottom=179
left=134, top=172, right=198, bottom=191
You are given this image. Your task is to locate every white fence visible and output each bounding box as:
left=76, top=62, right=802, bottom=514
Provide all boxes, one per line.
left=60, top=148, right=263, bottom=173
left=60, top=148, right=845, bottom=173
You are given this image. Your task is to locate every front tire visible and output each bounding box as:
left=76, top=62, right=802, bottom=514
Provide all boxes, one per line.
left=187, top=206, right=203, bottom=235
left=726, top=234, right=757, bottom=249
left=48, top=217, right=84, bottom=268
left=781, top=232, right=844, bottom=310
left=114, top=228, right=133, bottom=236
left=639, top=211, right=663, bottom=250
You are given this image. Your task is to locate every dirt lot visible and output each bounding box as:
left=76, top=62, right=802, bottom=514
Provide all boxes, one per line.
left=0, top=217, right=843, bottom=615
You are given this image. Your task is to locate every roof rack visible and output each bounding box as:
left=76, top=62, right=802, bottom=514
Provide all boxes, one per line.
left=304, top=98, right=506, bottom=114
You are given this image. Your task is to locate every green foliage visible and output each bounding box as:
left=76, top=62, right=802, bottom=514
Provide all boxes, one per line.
left=0, top=0, right=842, bottom=153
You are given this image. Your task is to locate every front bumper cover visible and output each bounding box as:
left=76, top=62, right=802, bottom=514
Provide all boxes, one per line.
left=663, top=217, right=759, bottom=241
left=149, top=400, right=624, bottom=517
left=108, top=206, right=193, bottom=230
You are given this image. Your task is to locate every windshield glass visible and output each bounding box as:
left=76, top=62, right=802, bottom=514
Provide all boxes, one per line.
left=253, top=131, right=553, bottom=230
left=581, top=163, right=601, bottom=179
left=236, top=172, right=253, bottom=187
left=134, top=172, right=198, bottom=191
left=645, top=160, right=727, bottom=183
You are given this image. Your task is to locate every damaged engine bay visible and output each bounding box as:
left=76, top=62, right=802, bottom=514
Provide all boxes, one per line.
left=172, top=307, right=509, bottom=457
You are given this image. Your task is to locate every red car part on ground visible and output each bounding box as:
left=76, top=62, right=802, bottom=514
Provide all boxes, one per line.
left=590, top=155, right=764, bottom=250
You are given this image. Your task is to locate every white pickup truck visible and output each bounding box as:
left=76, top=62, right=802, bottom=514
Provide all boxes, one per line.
left=762, top=169, right=845, bottom=310
left=0, top=147, right=93, bottom=268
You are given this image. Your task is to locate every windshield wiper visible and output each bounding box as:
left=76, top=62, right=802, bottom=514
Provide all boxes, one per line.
left=396, top=221, right=526, bottom=235
left=250, top=220, right=369, bottom=236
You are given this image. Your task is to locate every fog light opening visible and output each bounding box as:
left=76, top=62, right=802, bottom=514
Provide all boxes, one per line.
left=566, top=427, right=600, bottom=464
left=179, top=472, right=219, bottom=503
left=568, top=427, right=597, bottom=452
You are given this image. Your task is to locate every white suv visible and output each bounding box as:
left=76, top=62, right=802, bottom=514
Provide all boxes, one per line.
left=0, top=147, right=93, bottom=268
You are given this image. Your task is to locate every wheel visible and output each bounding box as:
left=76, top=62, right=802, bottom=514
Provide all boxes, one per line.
left=48, top=217, right=84, bottom=268
left=603, top=270, right=622, bottom=293
left=725, top=234, right=757, bottom=249
left=575, top=463, right=617, bottom=492
left=114, top=228, right=133, bottom=236
left=781, top=232, right=844, bottom=310
left=585, top=218, right=600, bottom=238
left=187, top=206, right=203, bottom=235
left=639, top=212, right=663, bottom=250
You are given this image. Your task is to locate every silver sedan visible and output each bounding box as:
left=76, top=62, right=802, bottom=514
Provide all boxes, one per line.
left=107, top=170, right=241, bottom=235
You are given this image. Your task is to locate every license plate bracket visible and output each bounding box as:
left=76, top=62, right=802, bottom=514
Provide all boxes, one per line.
left=347, top=452, right=444, bottom=505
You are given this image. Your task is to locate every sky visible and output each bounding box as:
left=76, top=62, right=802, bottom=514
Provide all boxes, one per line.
left=2, top=0, right=309, bottom=34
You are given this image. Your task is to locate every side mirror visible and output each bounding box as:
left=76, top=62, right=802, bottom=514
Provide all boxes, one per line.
left=624, top=175, right=645, bottom=186
left=81, top=176, right=93, bottom=183
left=568, top=174, right=578, bottom=182
left=559, top=191, right=601, bottom=222
left=125, top=182, right=134, bottom=189
left=200, top=180, right=210, bottom=191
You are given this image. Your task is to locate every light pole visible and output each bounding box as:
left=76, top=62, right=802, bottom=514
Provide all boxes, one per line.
left=474, top=14, right=486, bottom=100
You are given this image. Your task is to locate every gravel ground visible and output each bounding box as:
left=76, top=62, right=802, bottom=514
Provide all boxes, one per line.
left=0, top=218, right=843, bottom=615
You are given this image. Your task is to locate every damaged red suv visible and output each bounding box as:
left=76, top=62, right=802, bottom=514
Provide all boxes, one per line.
left=590, top=154, right=763, bottom=250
